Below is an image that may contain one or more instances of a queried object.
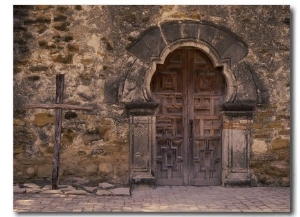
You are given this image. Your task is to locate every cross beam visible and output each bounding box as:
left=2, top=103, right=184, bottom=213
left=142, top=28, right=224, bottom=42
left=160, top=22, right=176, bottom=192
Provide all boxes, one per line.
left=26, top=74, right=93, bottom=189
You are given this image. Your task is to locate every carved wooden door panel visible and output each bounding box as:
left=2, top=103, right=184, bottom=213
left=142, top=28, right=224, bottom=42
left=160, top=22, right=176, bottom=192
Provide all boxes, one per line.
left=151, top=48, right=225, bottom=186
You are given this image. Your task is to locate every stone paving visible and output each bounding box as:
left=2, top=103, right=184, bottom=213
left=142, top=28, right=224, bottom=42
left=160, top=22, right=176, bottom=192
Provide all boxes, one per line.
left=13, top=184, right=291, bottom=213
left=13, top=182, right=130, bottom=196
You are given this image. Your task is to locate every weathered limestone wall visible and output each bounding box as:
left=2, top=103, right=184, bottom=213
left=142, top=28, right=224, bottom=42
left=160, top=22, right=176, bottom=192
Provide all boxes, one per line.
left=13, top=5, right=132, bottom=185
left=13, top=5, right=290, bottom=186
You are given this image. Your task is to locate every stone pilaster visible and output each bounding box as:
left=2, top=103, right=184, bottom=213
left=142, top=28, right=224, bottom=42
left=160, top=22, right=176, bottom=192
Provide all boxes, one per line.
left=126, top=102, right=158, bottom=185
left=221, top=103, right=254, bottom=186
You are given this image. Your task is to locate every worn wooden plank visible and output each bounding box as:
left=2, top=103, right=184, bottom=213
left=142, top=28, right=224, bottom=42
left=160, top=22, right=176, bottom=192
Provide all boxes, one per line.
left=152, top=49, right=224, bottom=186
left=52, top=74, right=64, bottom=190
left=26, top=104, right=93, bottom=110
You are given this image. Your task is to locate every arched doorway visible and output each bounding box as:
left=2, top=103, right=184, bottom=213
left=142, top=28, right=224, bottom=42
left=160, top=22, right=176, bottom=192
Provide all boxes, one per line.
left=123, top=21, right=259, bottom=187
left=151, top=47, right=226, bottom=185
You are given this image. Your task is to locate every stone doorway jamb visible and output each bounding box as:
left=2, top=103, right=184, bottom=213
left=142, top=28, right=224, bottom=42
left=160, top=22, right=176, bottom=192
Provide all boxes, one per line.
left=121, top=21, right=263, bottom=186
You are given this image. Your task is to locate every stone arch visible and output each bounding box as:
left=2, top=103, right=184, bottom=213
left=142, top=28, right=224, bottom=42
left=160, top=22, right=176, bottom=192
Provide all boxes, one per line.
left=143, top=41, right=237, bottom=103
left=119, top=20, right=264, bottom=105
left=121, top=20, right=267, bottom=186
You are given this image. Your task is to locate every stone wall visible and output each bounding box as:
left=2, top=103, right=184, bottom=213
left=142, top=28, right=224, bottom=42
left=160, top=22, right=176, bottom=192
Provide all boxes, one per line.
left=13, top=5, right=290, bottom=186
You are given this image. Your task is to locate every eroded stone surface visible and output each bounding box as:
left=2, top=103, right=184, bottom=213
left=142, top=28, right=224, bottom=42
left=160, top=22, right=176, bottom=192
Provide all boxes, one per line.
left=26, top=188, right=42, bottom=193
left=96, top=189, right=112, bottom=196
left=23, top=183, right=40, bottom=189
left=61, top=186, right=77, bottom=191
left=64, top=190, right=90, bottom=195
left=42, top=189, right=63, bottom=194
left=13, top=183, right=130, bottom=196
left=252, top=139, right=268, bottom=154
left=13, top=5, right=290, bottom=187
left=83, top=186, right=97, bottom=193
left=98, top=182, right=114, bottom=189
left=110, top=188, right=131, bottom=196
left=13, top=185, right=26, bottom=193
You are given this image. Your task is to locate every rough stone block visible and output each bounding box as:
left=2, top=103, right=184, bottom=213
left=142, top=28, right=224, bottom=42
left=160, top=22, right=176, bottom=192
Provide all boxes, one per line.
left=98, top=163, right=113, bottom=173
left=13, top=119, right=25, bottom=126
left=51, top=54, right=73, bottom=63
left=250, top=154, right=276, bottom=161
left=14, top=185, right=26, bottom=193
left=85, top=164, right=98, bottom=175
left=98, top=182, right=114, bottom=189
left=96, top=189, right=112, bottom=196
left=279, top=129, right=290, bottom=135
left=37, top=164, right=52, bottom=178
left=271, top=137, right=289, bottom=150
left=83, top=186, right=97, bottom=192
left=63, top=177, right=90, bottom=185
left=42, top=189, right=63, bottom=194
left=269, top=161, right=289, bottom=172
left=281, top=177, right=290, bottom=186
left=26, top=167, right=36, bottom=177
left=253, top=123, right=263, bottom=129
left=53, top=22, right=69, bottom=31
left=76, top=85, right=95, bottom=101
left=265, top=121, right=283, bottom=129
left=82, top=128, right=101, bottom=144
left=29, top=65, right=48, bottom=72
left=14, top=145, right=23, bottom=155
left=33, top=113, right=54, bottom=127
left=36, top=5, right=52, bottom=10
left=60, top=185, right=77, bottom=191
left=41, top=185, right=52, bottom=190
left=26, top=188, right=42, bottom=193
left=252, top=139, right=268, bottom=154
left=64, top=190, right=90, bottom=195
left=110, top=187, right=130, bottom=196
left=23, top=183, right=40, bottom=189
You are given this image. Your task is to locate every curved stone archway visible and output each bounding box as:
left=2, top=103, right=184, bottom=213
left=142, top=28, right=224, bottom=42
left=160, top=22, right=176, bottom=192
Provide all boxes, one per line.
left=119, top=20, right=265, bottom=106
left=143, top=41, right=237, bottom=104
left=120, top=20, right=266, bottom=186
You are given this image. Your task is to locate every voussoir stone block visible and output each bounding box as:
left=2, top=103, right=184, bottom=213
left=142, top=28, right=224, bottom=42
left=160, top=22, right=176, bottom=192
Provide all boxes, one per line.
left=128, top=26, right=166, bottom=63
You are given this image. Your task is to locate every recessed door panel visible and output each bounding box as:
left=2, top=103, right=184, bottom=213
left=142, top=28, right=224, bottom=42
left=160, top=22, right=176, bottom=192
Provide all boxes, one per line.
left=151, top=48, right=225, bottom=186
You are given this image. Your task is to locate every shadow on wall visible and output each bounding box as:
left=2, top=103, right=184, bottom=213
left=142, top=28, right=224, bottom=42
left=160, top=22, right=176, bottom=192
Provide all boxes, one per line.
left=14, top=6, right=35, bottom=118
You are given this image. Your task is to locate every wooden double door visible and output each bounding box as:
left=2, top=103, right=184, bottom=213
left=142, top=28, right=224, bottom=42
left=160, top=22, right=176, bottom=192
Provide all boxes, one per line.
left=151, top=48, right=225, bottom=186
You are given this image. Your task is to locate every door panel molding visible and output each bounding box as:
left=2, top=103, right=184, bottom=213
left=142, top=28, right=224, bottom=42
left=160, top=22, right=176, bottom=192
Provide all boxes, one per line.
left=151, top=48, right=224, bottom=186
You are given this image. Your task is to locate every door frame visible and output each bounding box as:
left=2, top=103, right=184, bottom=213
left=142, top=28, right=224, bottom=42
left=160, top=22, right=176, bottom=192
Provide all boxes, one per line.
left=121, top=21, right=259, bottom=187
left=144, top=41, right=237, bottom=105
left=151, top=48, right=225, bottom=186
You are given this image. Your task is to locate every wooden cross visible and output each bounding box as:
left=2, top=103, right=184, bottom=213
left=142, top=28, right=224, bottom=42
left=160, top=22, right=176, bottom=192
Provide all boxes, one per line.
left=26, top=74, right=93, bottom=189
